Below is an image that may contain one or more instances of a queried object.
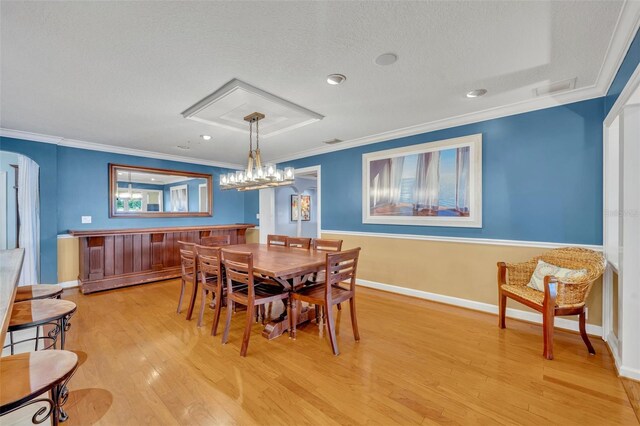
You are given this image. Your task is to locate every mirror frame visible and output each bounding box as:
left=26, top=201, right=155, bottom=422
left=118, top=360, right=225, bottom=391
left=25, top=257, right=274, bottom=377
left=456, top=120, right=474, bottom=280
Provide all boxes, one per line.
left=109, top=163, right=213, bottom=218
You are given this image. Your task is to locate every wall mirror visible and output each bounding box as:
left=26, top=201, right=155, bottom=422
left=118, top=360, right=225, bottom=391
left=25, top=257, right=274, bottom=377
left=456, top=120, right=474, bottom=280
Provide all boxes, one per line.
left=109, top=164, right=212, bottom=218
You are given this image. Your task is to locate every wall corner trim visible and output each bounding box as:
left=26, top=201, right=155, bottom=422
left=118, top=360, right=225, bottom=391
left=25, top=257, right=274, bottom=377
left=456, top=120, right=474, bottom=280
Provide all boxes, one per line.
left=357, top=278, right=603, bottom=337
left=322, top=229, right=603, bottom=250
left=59, top=280, right=79, bottom=289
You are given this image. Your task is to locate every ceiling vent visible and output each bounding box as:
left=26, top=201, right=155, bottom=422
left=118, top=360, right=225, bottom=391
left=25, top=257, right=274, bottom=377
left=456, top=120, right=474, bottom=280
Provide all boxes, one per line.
left=533, top=78, right=576, bottom=97
left=182, top=79, right=324, bottom=138
left=322, top=138, right=343, bottom=145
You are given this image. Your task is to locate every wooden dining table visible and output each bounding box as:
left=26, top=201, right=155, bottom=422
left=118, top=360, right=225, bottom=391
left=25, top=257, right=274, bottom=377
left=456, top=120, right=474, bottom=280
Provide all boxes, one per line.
left=187, top=243, right=327, bottom=340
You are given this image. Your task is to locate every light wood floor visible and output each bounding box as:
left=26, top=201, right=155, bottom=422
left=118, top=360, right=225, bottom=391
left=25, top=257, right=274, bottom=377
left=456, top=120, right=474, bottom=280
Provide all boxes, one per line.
left=50, top=280, right=638, bottom=425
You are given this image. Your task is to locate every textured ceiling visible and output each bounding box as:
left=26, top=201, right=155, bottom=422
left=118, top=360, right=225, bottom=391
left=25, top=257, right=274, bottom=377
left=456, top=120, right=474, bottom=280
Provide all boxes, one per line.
left=0, top=1, right=632, bottom=166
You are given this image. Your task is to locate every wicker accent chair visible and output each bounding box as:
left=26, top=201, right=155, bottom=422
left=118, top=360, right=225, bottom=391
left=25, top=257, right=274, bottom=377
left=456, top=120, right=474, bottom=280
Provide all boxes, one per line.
left=497, top=247, right=605, bottom=360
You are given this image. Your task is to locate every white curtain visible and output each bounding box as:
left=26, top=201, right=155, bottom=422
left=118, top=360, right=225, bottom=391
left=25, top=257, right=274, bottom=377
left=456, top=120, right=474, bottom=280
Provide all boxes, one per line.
left=455, top=147, right=470, bottom=214
left=389, top=157, right=405, bottom=205
left=372, top=160, right=391, bottom=207
left=17, top=156, right=40, bottom=285
left=413, top=152, right=440, bottom=211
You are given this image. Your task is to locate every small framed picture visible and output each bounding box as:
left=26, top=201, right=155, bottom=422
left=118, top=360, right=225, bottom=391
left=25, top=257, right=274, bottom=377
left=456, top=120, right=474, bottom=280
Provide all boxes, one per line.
left=291, top=194, right=311, bottom=221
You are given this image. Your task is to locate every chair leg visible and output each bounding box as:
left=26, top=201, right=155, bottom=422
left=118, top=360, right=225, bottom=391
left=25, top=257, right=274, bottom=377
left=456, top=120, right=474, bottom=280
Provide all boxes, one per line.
left=260, top=305, right=266, bottom=324
left=177, top=279, right=186, bottom=314
left=240, top=305, right=254, bottom=357
left=222, top=301, right=233, bottom=344
left=291, top=299, right=298, bottom=340
left=325, top=305, right=339, bottom=355
left=542, top=308, right=555, bottom=360
left=186, top=279, right=198, bottom=321
left=349, top=297, right=360, bottom=341
left=498, top=291, right=506, bottom=329
left=211, top=286, right=223, bottom=336
left=579, top=311, right=596, bottom=355
left=198, top=288, right=208, bottom=327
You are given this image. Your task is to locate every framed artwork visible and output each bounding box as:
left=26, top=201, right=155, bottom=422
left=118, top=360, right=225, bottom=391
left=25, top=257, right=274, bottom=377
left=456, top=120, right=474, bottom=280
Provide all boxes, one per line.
left=362, top=133, right=482, bottom=227
left=291, top=194, right=311, bottom=222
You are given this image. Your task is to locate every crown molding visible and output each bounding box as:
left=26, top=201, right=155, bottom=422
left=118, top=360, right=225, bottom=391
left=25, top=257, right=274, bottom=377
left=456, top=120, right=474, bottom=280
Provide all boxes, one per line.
left=0, top=128, right=244, bottom=170
left=266, top=84, right=603, bottom=164
left=596, top=0, right=640, bottom=94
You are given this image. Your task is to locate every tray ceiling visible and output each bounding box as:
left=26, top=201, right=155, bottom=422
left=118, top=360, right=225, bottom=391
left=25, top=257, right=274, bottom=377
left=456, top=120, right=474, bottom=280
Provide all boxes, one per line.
left=0, top=1, right=636, bottom=166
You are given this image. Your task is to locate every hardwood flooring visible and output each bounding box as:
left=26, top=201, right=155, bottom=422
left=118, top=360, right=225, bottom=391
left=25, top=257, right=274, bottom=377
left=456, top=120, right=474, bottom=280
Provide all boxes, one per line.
left=47, top=280, right=639, bottom=424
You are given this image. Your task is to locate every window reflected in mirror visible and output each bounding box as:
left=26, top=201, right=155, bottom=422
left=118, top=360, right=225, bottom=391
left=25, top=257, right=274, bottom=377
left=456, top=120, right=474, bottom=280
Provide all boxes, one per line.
left=110, top=164, right=212, bottom=217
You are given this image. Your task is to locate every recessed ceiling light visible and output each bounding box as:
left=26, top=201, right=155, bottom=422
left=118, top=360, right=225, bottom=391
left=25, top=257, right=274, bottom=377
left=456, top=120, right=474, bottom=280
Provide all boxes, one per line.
left=375, top=53, right=398, bottom=66
left=466, top=89, right=487, bottom=98
left=176, top=145, right=190, bottom=150
left=200, top=135, right=212, bottom=141
left=150, top=178, right=155, bottom=181
left=327, top=74, right=346, bottom=85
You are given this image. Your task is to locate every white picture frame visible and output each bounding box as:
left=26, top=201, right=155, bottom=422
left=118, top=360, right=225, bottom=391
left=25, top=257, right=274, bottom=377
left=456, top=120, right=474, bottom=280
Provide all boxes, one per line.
left=362, top=133, right=482, bottom=228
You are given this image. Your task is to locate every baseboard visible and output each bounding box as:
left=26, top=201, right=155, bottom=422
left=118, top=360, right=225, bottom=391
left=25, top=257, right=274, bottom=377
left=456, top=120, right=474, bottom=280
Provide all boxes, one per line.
left=356, top=278, right=603, bottom=337
left=605, top=331, right=640, bottom=381
left=59, top=280, right=79, bottom=289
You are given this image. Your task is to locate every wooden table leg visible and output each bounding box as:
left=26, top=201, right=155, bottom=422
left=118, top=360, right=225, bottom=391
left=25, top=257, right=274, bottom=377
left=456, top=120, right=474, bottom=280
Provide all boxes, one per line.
left=262, top=305, right=316, bottom=340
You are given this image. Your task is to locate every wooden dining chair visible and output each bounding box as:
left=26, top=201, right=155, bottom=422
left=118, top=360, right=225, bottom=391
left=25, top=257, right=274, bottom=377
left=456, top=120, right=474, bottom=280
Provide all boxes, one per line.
left=310, top=238, right=344, bottom=308
left=267, top=234, right=288, bottom=247
left=286, top=237, right=311, bottom=249
left=221, top=249, right=290, bottom=356
left=195, top=245, right=224, bottom=333
left=312, top=238, right=343, bottom=252
left=291, top=247, right=361, bottom=355
left=200, top=235, right=231, bottom=247
left=177, top=241, right=196, bottom=315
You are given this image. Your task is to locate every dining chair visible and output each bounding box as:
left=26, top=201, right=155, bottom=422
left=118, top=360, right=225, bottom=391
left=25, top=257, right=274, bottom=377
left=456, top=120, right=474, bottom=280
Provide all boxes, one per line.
left=221, top=249, right=290, bottom=356
left=194, top=245, right=224, bottom=333
left=312, top=238, right=343, bottom=252
left=177, top=241, right=196, bottom=315
left=267, top=234, right=288, bottom=247
left=200, top=235, right=231, bottom=247
left=291, top=247, right=361, bottom=355
left=310, top=238, right=344, bottom=309
left=286, top=237, right=312, bottom=249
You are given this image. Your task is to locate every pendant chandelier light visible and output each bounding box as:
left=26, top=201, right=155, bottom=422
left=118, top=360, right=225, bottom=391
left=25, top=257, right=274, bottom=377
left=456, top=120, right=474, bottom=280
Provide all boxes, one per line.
left=220, top=112, right=295, bottom=191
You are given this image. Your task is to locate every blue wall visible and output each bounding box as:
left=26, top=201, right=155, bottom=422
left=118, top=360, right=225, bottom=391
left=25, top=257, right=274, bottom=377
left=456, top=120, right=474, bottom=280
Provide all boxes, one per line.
left=56, top=146, right=245, bottom=232
left=0, top=137, right=245, bottom=283
left=248, top=98, right=605, bottom=245
left=605, top=28, right=640, bottom=116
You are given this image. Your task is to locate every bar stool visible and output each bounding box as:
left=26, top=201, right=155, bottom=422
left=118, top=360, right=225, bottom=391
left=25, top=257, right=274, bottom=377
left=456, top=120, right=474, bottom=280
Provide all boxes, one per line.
left=5, top=299, right=77, bottom=354
left=0, top=350, right=78, bottom=425
left=15, top=284, right=63, bottom=302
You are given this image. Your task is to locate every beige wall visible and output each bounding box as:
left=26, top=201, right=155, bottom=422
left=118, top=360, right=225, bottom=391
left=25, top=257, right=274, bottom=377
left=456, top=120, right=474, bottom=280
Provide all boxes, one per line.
left=57, top=237, right=79, bottom=283
left=57, top=230, right=602, bottom=327
left=323, top=232, right=602, bottom=326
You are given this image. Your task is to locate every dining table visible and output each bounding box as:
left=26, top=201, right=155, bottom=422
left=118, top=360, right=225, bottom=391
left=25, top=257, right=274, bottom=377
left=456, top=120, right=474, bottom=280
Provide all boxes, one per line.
left=187, top=243, right=328, bottom=340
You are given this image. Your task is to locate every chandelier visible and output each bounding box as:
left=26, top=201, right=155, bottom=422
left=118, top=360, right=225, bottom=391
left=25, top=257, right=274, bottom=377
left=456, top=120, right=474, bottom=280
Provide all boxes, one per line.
left=220, top=112, right=295, bottom=191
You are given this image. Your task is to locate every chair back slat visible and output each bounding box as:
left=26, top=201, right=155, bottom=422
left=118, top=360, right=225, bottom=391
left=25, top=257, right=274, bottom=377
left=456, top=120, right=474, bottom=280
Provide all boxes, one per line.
left=178, top=241, right=196, bottom=278
left=221, top=249, right=255, bottom=297
left=325, top=248, right=361, bottom=300
left=267, top=234, right=288, bottom=247
left=195, top=245, right=221, bottom=276
left=312, top=238, right=343, bottom=252
left=201, top=235, right=231, bottom=247
left=287, top=237, right=311, bottom=249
